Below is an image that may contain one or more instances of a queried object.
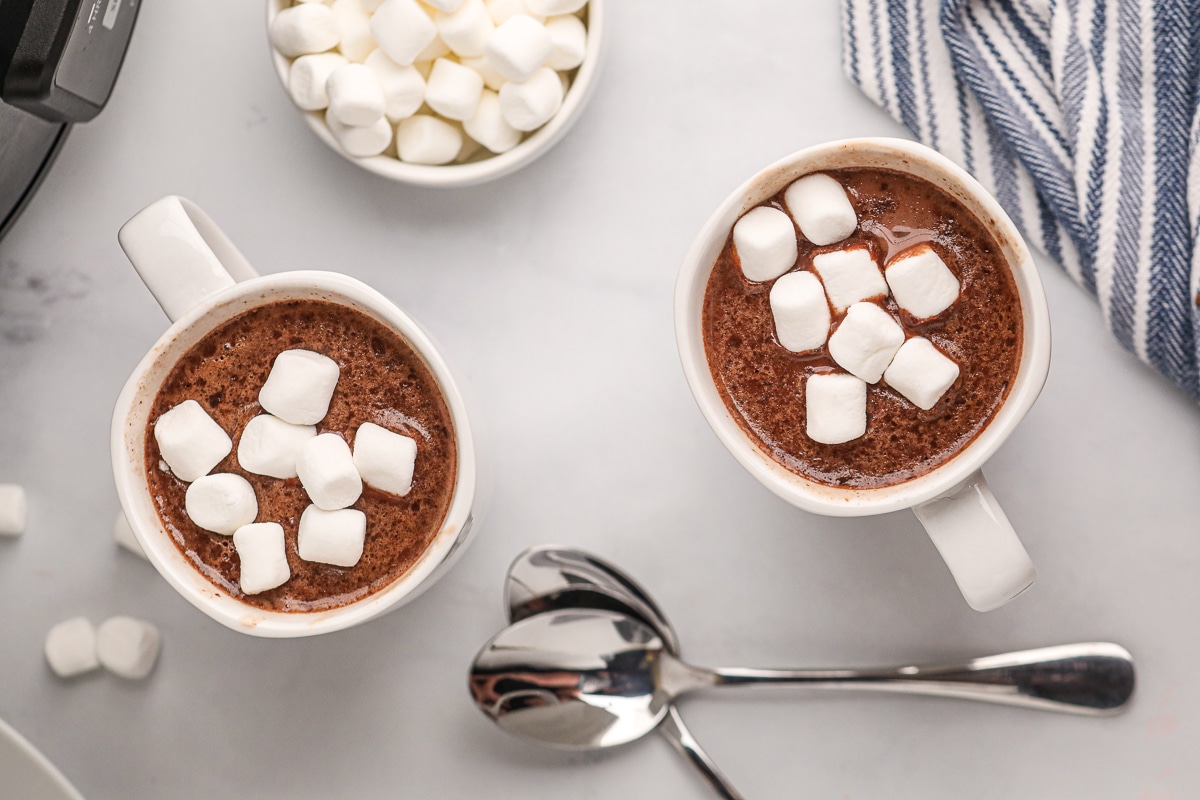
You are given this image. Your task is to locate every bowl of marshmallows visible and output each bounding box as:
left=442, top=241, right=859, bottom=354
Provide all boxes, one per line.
left=267, top=0, right=602, bottom=186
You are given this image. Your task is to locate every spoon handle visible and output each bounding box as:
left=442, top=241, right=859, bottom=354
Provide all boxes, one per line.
left=658, top=705, right=747, bottom=800
left=701, top=642, right=1134, bottom=715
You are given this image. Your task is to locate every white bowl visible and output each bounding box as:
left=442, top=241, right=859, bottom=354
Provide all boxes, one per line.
left=266, top=0, right=605, bottom=187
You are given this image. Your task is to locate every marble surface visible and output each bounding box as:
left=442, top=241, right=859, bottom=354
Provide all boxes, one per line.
left=1, top=1, right=1197, bottom=797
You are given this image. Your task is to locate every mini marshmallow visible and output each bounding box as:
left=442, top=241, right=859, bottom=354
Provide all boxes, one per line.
left=805, top=372, right=868, bottom=444
left=524, top=0, right=586, bottom=15
left=297, top=505, right=367, bottom=567
left=464, top=89, right=523, bottom=152
left=785, top=173, right=858, bottom=246
left=326, top=112, right=393, bottom=157
left=154, top=400, right=233, bottom=483
left=233, top=522, right=290, bottom=595
left=297, top=433, right=363, bottom=510
left=436, top=0, right=495, bottom=57
left=331, top=0, right=375, bottom=61
left=238, top=414, right=317, bottom=480
left=485, top=15, right=552, bottom=82
left=424, top=0, right=466, bottom=10
left=360, top=0, right=384, bottom=9
left=185, top=473, right=258, bottom=536
left=289, top=52, right=349, bottom=110
left=770, top=271, right=831, bottom=352
left=113, top=510, right=147, bottom=560
left=44, top=617, right=99, bottom=678
left=259, top=349, right=340, bottom=426
left=811, top=245, right=887, bottom=311
left=365, top=50, right=427, bottom=120
left=326, top=63, right=386, bottom=126
left=827, top=302, right=905, bottom=383
left=486, top=0, right=544, bottom=24
left=396, top=114, right=464, bottom=164
left=498, top=66, right=562, bottom=131
left=0, top=484, right=26, bottom=536
left=370, top=0, right=437, bottom=65
left=544, top=14, right=586, bottom=70
left=414, top=32, right=451, bottom=62
left=732, top=206, right=798, bottom=282
left=884, top=337, right=961, bottom=410
left=460, top=55, right=507, bottom=91
left=96, top=616, right=160, bottom=680
left=270, top=4, right=341, bottom=57
left=424, top=57, right=485, bottom=121
left=353, top=422, right=418, bottom=495
left=885, top=244, right=961, bottom=319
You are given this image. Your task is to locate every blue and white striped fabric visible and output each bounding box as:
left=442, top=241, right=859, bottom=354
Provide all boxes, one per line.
left=842, top=0, right=1200, bottom=398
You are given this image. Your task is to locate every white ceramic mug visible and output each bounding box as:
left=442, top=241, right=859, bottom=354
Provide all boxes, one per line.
left=674, top=138, right=1051, bottom=612
left=111, top=196, right=478, bottom=637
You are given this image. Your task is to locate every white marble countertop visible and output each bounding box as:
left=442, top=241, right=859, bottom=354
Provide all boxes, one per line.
left=1, top=1, right=1197, bottom=797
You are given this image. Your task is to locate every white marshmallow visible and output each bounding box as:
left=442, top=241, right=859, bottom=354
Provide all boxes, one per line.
left=237, top=414, right=317, bottom=480
left=44, top=617, right=99, bottom=678
left=360, top=0, right=384, bottom=9
left=113, top=510, right=147, bottom=560
left=811, top=245, right=887, bottom=312
left=353, top=422, right=418, bottom=495
left=436, top=0, right=495, bottom=57
left=805, top=373, right=867, bottom=444
left=297, top=505, right=367, bottom=567
left=485, top=15, right=552, bottom=82
left=732, top=206, right=797, bottom=282
left=424, top=0, right=466, bottom=10
left=486, top=0, right=544, bottom=24
left=827, top=302, right=905, bottom=383
left=424, top=57, right=485, bottom=120
left=0, top=484, right=26, bottom=536
left=463, top=89, right=522, bottom=152
left=326, top=112, right=394, bottom=157
left=153, top=400, right=233, bottom=483
left=96, top=617, right=160, bottom=680
left=396, top=114, right=464, bottom=163
left=331, top=0, right=375, bottom=61
left=460, top=55, right=507, bottom=91
left=770, top=271, right=831, bottom=352
left=524, top=0, right=586, bottom=15
left=270, top=4, right=341, bottom=57
left=884, top=337, right=961, bottom=410
left=297, top=433, right=363, bottom=510
left=233, top=522, right=291, bottom=595
left=414, top=32, right=451, bottom=62
left=885, top=244, right=961, bottom=319
left=370, top=0, right=437, bottom=65
left=785, top=173, right=858, bottom=246
left=289, top=52, right=349, bottom=110
left=365, top=50, right=427, bottom=120
left=498, top=66, right=562, bottom=131
left=185, top=473, right=258, bottom=536
left=259, top=349, right=340, bottom=426
left=544, top=14, right=586, bottom=70
left=326, top=63, right=386, bottom=125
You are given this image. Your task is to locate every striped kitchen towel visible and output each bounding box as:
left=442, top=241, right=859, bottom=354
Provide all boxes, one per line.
left=842, top=0, right=1200, bottom=399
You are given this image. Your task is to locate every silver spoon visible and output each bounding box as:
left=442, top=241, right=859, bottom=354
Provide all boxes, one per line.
left=470, top=609, right=1135, bottom=750
left=504, top=546, right=742, bottom=799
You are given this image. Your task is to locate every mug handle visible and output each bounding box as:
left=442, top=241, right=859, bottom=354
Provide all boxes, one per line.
left=118, top=196, right=259, bottom=323
left=911, top=470, right=1036, bottom=612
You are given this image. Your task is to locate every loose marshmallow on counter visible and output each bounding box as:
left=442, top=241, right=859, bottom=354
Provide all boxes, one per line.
left=396, top=114, right=464, bottom=163
left=425, top=58, right=485, bottom=121
left=827, top=302, right=905, bottom=383
left=370, top=0, right=437, bottom=65
left=331, top=0, right=375, bottom=61
left=486, top=0, right=544, bottom=24
left=154, top=400, right=233, bottom=483
left=436, top=0, right=495, bottom=57
left=732, top=206, right=797, bottom=282
left=544, top=14, right=586, bottom=71
left=233, top=522, right=291, bottom=594
left=326, top=63, right=386, bottom=126
left=0, top=484, right=26, bottom=536
left=113, top=510, right=147, bottom=560
left=499, top=66, right=563, bottom=131
left=297, top=433, right=363, bottom=510
left=884, top=337, right=960, bottom=410
left=353, top=422, right=418, bottom=495
left=289, top=52, right=349, bottom=110
left=812, top=245, right=887, bottom=311
left=485, top=15, right=552, bottom=82
left=326, top=111, right=394, bottom=157
left=525, top=0, right=586, bottom=15
left=185, top=473, right=258, bottom=536
left=885, top=244, right=961, bottom=319
left=238, top=414, right=317, bottom=480
left=785, top=173, right=858, bottom=246
left=96, top=617, right=160, bottom=680
left=805, top=372, right=867, bottom=444
left=364, top=50, right=426, bottom=120
left=270, top=4, right=341, bottom=58
left=44, top=618, right=99, bottom=678
left=770, top=271, right=831, bottom=352
left=464, top=90, right=522, bottom=152
left=298, top=505, right=367, bottom=567
left=259, top=349, right=340, bottom=426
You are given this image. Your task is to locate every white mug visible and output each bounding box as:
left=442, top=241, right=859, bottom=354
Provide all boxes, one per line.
left=674, top=138, right=1051, bottom=612
left=111, top=196, right=478, bottom=637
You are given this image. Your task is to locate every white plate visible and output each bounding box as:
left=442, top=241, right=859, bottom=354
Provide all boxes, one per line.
left=0, top=717, right=84, bottom=800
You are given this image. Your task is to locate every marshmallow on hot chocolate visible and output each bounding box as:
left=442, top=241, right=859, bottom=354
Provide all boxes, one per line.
left=827, top=302, right=905, bottom=384
left=326, top=112, right=394, bottom=157
left=331, top=0, right=375, bottom=62
left=486, top=15, right=552, bottom=82
left=733, top=206, right=798, bottom=283
left=805, top=372, right=867, bottom=444
left=499, top=66, right=563, bottom=131
left=544, top=14, right=586, bottom=71
left=811, top=245, right=887, bottom=312
left=365, top=49, right=426, bottom=121
left=437, top=0, right=495, bottom=57
left=113, top=510, right=147, bottom=560
left=425, top=58, right=485, bottom=121
left=289, top=52, right=349, bottom=110
left=370, top=0, right=438, bottom=65
left=270, top=4, right=341, bottom=58
left=0, top=483, right=26, bottom=536
left=785, top=173, right=858, bottom=246
left=44, top=617, right=99, bottom=678
left=396, top=114, right=464, bottom=164
left=297, top=433, right=363, bottom=510
left=464, top=90, right=523, bottom=153
left=238, top=414, right=317, bottom=480
left=233, top=522, right=291, bottom=594
left=96, top=616, right=160, bottom=680
left=185, top=473, right=258, bottom=536
left=885, top=244, right=961, bottom=319
left=353, top=422, right=418, bottom=495
left=884, top=336, right=961, bottom=410
left=259, top=349, right=340, bottom=426
left=154, top=400, right=233, bottom=483
left=326, top=63, right=387, bottom=126
left=769, top=271, right=830, bottom=352
left=298, top=505, right=367, bottom=567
